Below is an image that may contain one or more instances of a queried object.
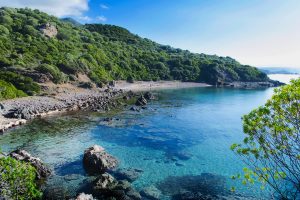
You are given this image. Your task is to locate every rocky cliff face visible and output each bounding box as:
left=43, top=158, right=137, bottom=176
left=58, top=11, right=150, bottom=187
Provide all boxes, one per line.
left=40, top=23, right=57, bottom=38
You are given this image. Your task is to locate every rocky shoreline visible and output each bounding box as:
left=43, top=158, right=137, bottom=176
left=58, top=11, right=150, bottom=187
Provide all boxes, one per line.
left=0, top=88, right=124, bottom=133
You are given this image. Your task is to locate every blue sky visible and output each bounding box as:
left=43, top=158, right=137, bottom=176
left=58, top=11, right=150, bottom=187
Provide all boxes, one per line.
left=1, top=0, right=300, bottom=67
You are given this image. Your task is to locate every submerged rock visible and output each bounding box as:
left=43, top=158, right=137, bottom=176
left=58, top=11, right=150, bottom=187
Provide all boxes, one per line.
left=92, top=173, right=141, bottom=200
left=83, top=145, right=118, bottom=174
left=130, top=106, right=141, bottom=112
left=157, top=173, right=228, bottom=199
left=140, top=185, right=161, bottom=200
left=9, top=149, right=51, bottom=179
left=114, top=168, right=143, bottom=182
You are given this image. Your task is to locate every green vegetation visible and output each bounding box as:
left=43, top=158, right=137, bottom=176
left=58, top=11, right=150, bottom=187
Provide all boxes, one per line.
left=0, top=80, right=27, bottom=100
left=0, top=155, right=42, bottom=199
left=0, top=7, right=269, bottom=100
left=231, top=79, right=300, bottom=199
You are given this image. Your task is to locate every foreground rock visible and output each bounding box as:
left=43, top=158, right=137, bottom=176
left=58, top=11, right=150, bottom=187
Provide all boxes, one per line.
left=9, top=149, right=51, bottom=179
left=83, top=145, right=118, bottom=174
left=75, top=193, right=94, bottom=200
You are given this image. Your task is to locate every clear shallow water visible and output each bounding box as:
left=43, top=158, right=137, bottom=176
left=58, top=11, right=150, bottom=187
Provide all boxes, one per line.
left=0, top=87, right=276, bottom=199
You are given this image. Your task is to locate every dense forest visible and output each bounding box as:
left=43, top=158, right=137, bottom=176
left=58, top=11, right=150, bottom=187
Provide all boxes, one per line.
left=0, top=7, right=269, bottom=99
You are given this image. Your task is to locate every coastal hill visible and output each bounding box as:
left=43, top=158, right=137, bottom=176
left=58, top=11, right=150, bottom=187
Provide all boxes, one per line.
left=0, top=7, right=272, bottom=99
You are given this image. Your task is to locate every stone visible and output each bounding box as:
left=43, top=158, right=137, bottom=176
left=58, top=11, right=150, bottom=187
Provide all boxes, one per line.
left=93, top=173, right=118, bottom=191
left=144, top=92, right=155, bottom=100
left=83, top=145, right=118, bottom=174
left=75, top=193, right=94, bottom=200
left=135, top=95, right=147, bottom=106
left=9, top=149, right=51, bottom=179
left=140, top=185, right=161, bottom=200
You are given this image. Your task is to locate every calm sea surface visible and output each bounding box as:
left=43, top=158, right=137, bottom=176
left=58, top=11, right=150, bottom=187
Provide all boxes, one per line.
left=0, top=74, right=297, bottom=199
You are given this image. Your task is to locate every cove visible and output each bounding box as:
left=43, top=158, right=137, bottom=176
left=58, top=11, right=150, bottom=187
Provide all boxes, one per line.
left=0, top=87, right=275, bottom=199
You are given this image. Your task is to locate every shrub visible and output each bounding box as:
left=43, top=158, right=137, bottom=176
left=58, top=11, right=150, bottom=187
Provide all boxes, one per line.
left=0, top=72, right=40, bottom=95
left=36, top=64, right=65, bottom=83
left=0, top=80, right=27, bottom=100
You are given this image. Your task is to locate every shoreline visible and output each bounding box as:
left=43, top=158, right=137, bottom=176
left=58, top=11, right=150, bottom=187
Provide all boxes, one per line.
left=0, top=81, right=208, bottom=133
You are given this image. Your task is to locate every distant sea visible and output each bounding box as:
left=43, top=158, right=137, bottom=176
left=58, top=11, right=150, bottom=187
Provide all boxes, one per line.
left=268, top=74, right=300, bottom=84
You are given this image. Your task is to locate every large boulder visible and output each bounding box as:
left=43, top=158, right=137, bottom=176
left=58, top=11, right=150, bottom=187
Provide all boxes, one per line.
left=9, top=149, right=51, bottom=179
left=83, top=145, right=118, bottom=174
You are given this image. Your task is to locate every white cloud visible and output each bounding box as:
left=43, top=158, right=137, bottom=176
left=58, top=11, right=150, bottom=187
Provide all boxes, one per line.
left=77, top=15, right=92, bottom=22
left=0, top=0, right=89, bottom=17
left=100, top=4, right=109, bottom=10
left=96, top=15, right=107, bottom=22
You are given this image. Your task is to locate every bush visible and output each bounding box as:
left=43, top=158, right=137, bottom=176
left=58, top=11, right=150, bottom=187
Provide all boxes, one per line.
left=0, top=80, right=27, bottom=100
left=0, top=72, right=40, bottom=95
left=0, top=156, right=42, bottom=199
left=36, top=64, right=65, bottom=83
left=127, top=75, right=134, bottom=83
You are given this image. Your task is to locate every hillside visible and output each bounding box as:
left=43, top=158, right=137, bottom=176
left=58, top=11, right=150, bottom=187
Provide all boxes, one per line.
left=0, top=7, right=270, bottom=99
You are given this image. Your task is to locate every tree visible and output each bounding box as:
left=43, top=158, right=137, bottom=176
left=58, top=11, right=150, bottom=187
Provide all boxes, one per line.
left=231, top=79, right=300, bottom=199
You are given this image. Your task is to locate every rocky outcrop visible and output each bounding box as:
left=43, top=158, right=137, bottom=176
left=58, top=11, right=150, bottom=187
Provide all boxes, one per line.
left=135, top=92, right=155, bottom=106
left=0, top=88, right=124, bottom=132
left=9, top=149, right=51, bottom=179
left=135, top=95, right=147, bottom=106
left=83, top=145, right=118, bottom=174
left=40, top=23, right=58, bottom=38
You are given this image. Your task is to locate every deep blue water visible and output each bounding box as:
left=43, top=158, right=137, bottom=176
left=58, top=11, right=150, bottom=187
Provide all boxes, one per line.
left=0, top=87, right=275, bottom=199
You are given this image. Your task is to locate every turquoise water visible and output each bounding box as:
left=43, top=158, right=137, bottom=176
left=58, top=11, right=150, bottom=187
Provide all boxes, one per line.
left=0, top=87, right=275, bottom=199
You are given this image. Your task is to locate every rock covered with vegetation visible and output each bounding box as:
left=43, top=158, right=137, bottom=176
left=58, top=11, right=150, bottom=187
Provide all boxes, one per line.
left=0, top=7, right=274, bottom=100
left=9, top=149, right=51, bottom=179
left=0, top=151, right=43, bottom=199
